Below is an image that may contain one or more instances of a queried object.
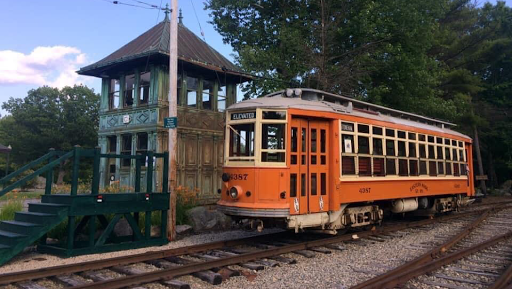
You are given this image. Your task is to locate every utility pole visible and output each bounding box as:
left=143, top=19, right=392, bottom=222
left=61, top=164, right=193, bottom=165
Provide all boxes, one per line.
left=167, top=0, right=178, bottom=241
left=473, top=126, right=487, bottom=195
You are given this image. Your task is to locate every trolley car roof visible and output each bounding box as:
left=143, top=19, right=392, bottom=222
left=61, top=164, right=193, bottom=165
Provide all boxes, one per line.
left=228, top=88, right=469, bottom=139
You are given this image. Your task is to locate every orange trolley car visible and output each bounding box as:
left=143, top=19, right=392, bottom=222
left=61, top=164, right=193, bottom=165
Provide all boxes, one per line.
left=218, top=89, right=474, bottom=233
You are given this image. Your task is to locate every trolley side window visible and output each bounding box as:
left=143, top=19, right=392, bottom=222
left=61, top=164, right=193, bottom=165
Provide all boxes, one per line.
left=340, top=121, right=356, bottom=175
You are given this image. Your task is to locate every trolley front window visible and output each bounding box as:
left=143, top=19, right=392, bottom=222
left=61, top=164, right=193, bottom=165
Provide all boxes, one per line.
left=229, top=123, right=255, bottom=158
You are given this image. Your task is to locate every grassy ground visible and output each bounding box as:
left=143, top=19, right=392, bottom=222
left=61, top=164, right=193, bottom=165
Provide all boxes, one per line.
left=0, top=190, right=44, bottom=202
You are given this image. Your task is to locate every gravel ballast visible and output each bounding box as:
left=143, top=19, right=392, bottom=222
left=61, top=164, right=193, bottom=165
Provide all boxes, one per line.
left=0, top=196, right=510, bottom=289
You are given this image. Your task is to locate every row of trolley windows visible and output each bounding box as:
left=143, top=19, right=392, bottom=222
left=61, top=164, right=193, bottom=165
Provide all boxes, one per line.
left=341, top=122, right=467, bottom=177
left=289, top=173, right=327, bottom=198
left=342, top=157, right=468, bottom=177
left=290, top=128, right=327, bottom=165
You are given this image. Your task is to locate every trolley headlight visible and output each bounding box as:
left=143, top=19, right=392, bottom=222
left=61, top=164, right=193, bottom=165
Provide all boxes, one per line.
left=229, top=186, right=240, bottom=199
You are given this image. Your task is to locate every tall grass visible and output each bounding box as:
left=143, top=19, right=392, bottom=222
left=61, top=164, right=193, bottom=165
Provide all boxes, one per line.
left=0, top=200, right=23, bottom=221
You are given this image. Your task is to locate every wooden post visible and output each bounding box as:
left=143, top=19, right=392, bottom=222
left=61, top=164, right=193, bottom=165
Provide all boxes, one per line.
left=162, top=152, right=169, bottom=194
left=91, top=147, right=100, bottom=195
left=161, top=151, right=169, bottom=239
left=45, top=148, right=55, bottom=195
left=71, top=145, right=81, bottom=196
left=146, top=151, right=154, bottom=194
left=473, top=126, right=487, bottom=195
left=67, top=216, right=75, bottom=252
left=135, top=154, right=141, bottom=192
left=145, top=210, right=151, bottom=240
left=167, top=0, right=178, bottom=241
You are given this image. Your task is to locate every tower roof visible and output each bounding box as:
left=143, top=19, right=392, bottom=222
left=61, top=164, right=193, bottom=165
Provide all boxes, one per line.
left=78, top=18, right=249, bottom=80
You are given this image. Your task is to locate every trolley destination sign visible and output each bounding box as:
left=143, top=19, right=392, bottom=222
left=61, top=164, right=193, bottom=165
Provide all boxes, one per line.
left=231, top=111, right=256, bottom=120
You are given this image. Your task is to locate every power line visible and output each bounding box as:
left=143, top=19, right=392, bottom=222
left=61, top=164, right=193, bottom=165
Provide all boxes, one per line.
left=144, top=0, right=164, bottom=73
left=98, top=0, right=158, bottom=10
left=127, top=0, right=160, bottom=9
left=155, top=0, right=164, bottom=22
left=189, top=0, right=205, bottom=39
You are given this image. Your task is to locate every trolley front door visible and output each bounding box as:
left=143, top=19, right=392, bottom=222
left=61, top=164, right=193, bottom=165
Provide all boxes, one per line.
left=290, top=118, right=329, bottom=215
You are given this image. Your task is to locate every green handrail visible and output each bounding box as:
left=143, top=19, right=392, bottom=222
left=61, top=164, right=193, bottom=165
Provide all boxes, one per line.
left=0, top=148, right=169, bottom=198
left=0, top=150, right=57, bottom=185
left=0, top=151, right=73, bottom=197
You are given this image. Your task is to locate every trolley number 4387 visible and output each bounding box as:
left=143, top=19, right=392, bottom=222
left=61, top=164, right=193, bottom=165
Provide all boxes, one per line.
left=359, top=187, right=371, bottom=194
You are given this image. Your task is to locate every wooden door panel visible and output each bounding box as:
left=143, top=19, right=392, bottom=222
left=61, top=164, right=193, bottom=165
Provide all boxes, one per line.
left=202, top=139, right=213, bottom=166
left=185, top=172, right=196, bottom=190
left=185, top=135, right=198, bottom=166
left=202, top=173, right=213, bottom=195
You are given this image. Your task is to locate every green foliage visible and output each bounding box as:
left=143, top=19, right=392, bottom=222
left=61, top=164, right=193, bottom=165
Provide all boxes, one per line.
left=207, top=0, right=512, bottom=186
left=0, top=191, right=42, bottom=202
left=10, top=169, right=38, bottom=190
left=46, top=219, right=69, bottom=240
left=0, top=200, right=22, bottom=221
left=100, top=181, right=134, bottom=194
left=175, top=186, right=199, bottom=225
left=0, top=85, right=99, bottom=182
left=51, top=183, right=92, bottom=194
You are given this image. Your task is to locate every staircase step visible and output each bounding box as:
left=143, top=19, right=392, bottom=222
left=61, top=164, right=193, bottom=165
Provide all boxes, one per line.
left=28, top=203, right=68, bottom=214
left=14, top=212, right=57, bottom=224
left=0, top=220, right=42, bottom=234
left=0, top=230, right=27, bottom=245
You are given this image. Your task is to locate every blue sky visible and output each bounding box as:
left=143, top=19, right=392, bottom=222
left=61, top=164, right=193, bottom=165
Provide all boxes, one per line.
left=0, top=0, right=511, bottom=116
left=0, top=0, right=234, bottom=116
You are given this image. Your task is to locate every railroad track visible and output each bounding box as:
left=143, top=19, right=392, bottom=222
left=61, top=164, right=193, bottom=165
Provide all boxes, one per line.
left=351, top=205, right=512, bottom=289
left=0, top=206, right=505, bottom=289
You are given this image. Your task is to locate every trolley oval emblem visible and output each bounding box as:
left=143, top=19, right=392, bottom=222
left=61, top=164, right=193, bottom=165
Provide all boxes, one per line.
left=294, top=198, right=299, bottom=212
left=319, top=196, right=324, bottom=210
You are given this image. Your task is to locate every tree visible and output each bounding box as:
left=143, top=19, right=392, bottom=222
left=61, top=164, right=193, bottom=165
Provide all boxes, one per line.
left=207, top=0, right=462, bottom=117
left=207, top=0, right=512, bottom=186
left=1, top=85, right=99, bottom=183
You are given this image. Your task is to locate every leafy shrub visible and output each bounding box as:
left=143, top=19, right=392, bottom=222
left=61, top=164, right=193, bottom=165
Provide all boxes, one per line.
left=176, top=186, right=198, bottom=225
left=51, top=182, right=91, bottom=194
left=10, top=169, right=38, bottom=190
left=46, top=219, right=69, bottom=240
left=0, top=200, right=23, bottom=221
left=100, top=181, right=134, bottom=194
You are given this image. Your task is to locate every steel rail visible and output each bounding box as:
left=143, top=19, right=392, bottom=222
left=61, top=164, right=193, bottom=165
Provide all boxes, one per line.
left=0, top=231, right=290, bottom=285
left=467, top=199, right=512, bottom=208
left=0, top=206, right=504, bottom=286
left=69, top=210, right=494, bottom=289
left=489, top=261, right=512, bottom=289
left=351, top=209, right=493, bottom=289
left=370, top=231, right=512, bottom=288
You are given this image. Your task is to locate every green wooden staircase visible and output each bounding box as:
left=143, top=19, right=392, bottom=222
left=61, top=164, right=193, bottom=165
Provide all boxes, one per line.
left=0, top=202, right=68, bottom=264
left=0, top=146, right=170, bottom=266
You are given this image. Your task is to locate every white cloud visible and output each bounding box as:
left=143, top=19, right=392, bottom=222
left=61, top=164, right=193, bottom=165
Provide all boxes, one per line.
left=0, top=46, right=89, bottom=88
